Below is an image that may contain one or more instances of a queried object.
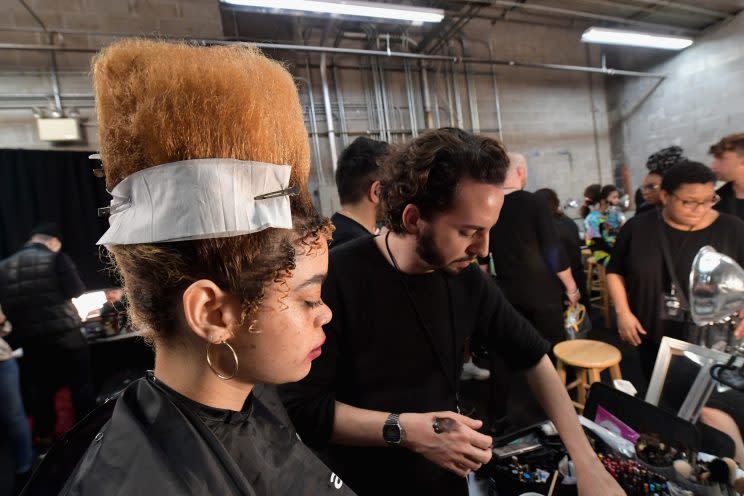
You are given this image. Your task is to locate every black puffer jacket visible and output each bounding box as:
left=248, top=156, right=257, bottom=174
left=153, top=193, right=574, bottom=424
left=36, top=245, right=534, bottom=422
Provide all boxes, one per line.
left=0, top=243, right=84, bottom=345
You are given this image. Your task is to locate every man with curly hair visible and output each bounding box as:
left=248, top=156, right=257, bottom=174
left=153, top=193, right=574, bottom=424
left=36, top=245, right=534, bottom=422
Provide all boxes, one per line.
left=281, top=128, right=624, bottom=496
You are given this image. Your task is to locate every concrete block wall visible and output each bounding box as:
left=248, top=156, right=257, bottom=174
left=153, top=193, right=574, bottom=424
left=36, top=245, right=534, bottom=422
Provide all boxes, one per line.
left=1, top=6, right=618, bottom=215
left=297, top=18, right=615, bottom=213
left=606, top=11, right=744, bottom=190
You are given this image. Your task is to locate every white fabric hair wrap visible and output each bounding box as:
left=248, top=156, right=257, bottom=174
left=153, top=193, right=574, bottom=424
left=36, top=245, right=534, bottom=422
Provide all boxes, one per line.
left=97, top=158, right=295, bottom=246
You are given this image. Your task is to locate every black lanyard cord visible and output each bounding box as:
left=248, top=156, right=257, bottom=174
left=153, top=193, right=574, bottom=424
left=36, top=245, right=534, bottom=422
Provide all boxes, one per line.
left=384, top=231, right=461, bottom=409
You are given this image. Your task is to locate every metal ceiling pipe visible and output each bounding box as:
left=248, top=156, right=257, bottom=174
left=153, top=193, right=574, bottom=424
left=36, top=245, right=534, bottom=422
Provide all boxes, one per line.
left=448, top=45, right=464, bottom=129
left=296, top=72, right=324, bottom=187
left=0, top=41, right=665, bottom=78
left=360, top=57, right=378, bottom=140
left=442, top=63, right=456, bottom=127
left=403, top=60, right=418, bottom=138
left=458, top=37, right=480, bottom=133
left=488, top=41, right=504, bottom=142
left=377, top=59, right=393, bottom=143
left=419, top=61, right=434, bottom=129
left=369, top=57, right=387, bottom=142
left=332, top=62, right=349, bottom=148
left=319, top=53, right=338, bottom=171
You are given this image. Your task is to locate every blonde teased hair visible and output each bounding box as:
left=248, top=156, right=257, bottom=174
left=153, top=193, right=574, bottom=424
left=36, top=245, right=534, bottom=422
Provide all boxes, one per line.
left=93, top=39, right=329, bottom=343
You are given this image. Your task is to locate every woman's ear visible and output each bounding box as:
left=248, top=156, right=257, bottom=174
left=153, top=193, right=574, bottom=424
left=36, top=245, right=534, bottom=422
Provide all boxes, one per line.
left=182, top=280, right=242, bottom=343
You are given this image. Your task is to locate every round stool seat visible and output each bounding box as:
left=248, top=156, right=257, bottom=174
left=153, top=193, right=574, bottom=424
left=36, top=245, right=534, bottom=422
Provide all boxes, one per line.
left=553, top=340, right=623, bottom=412
left=554, top=339, right=621, bottom=369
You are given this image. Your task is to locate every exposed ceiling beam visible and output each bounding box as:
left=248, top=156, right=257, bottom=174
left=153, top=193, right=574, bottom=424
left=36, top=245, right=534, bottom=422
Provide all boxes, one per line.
left=486, top=0, right=701, bottom=34
left=574, top=0, right=729, bottom=22
left=628, top=0, right=733, bottom=19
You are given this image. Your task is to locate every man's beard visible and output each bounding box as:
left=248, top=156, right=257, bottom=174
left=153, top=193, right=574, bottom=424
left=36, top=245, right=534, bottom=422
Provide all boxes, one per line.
left=415, top=227, right=473, bottom=274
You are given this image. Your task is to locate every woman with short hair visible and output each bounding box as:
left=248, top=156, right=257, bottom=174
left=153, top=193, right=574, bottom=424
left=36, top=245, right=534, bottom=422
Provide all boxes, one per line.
left=607, top=160, right=744, bottom=463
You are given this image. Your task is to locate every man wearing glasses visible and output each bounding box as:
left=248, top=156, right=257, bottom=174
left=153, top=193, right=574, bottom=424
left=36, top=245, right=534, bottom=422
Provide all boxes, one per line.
left=710, top=133, right=744, bottom=221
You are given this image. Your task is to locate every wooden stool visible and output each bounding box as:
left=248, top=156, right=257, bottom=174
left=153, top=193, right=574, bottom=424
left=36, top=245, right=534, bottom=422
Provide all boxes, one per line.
left=554, top=339, right=622, bottom=412
left=585, top=256, right=611, bottom=329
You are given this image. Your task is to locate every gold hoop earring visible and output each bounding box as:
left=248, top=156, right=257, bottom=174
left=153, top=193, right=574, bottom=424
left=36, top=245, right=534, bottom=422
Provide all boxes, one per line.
left=206, top=341, right=239, bottom=380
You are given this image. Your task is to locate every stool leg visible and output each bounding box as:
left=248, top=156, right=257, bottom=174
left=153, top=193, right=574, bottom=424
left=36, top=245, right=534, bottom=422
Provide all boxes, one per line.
left=576, top=369, right=587, bottom=406
left=609, top=364, right=622, bottom=381
left=588, top=368, right=601, bottom=385
left=556, top=360, right=567, bottom=385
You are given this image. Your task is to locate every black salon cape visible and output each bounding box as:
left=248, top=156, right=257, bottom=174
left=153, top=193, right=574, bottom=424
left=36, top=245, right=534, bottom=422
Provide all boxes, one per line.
left=21, top=375, right=356, bottom=496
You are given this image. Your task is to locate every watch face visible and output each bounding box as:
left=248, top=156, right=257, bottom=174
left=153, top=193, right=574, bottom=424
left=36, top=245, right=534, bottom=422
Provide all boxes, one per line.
left=382, top=423, right=401, bottom=443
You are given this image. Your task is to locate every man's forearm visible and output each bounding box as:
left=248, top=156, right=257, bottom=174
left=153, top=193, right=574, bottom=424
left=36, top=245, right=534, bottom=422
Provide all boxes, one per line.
left=331, top=401, right=389, bottom=447
left=525, top=355, right=597, bottom=467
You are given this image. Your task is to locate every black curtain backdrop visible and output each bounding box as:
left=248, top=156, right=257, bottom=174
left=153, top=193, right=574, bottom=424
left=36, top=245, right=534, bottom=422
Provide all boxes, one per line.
left=0, top=149, right=115, bottom=289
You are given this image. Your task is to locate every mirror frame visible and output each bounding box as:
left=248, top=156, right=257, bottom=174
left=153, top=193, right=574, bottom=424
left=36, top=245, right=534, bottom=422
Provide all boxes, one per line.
left=644, top=337, right=742, bottom=423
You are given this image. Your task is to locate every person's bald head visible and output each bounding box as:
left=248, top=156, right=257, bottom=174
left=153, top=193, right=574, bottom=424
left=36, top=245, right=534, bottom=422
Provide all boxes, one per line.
left=504, top=152, right=528, bottom=190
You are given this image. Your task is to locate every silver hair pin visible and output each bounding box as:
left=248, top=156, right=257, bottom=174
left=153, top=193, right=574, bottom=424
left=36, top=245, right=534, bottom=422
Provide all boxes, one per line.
left=98, top=199, right=131, bottom=218
left=254, top=185, right=299, bottom=201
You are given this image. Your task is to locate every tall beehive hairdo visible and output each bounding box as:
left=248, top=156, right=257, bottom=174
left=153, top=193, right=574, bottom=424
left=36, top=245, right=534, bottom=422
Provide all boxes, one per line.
left=93, top=39, right=329, bottom=343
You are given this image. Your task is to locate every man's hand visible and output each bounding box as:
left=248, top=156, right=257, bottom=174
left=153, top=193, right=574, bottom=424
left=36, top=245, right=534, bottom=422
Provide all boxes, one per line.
left=616, top=310, right=646, bottom=346
left=576, top=458, right=626, bottom=495
left=400, top=411, right=492, bottom=478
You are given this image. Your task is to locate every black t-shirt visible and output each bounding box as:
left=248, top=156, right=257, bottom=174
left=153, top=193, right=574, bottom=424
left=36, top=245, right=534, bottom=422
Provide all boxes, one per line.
left=479, top=190, right=569, bottom=311
left=715, top=181, right=744, bottom=222
left=279, top=236, right=550, bottom=496
left=330, top=212, right=372, bottom=248
left=607, top=210, right=744, bottom=342
left=554, top=214, right=582, bottom=275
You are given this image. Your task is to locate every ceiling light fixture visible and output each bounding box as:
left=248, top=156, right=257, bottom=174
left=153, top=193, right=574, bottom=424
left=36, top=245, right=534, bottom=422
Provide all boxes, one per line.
left=220, top=0, right=444, bottom=24
left=581, top=27, right=693, bottom=50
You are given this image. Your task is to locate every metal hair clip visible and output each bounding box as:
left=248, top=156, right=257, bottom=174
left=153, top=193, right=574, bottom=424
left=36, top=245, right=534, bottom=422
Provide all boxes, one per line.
left=97, top=200, right=131, bottom=218
left=88, top=153, right=101, bottom=160
left=254, top=185, right=299, bottom=201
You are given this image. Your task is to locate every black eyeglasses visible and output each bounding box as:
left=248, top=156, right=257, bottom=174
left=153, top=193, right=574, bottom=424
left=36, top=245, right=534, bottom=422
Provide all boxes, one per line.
left=641, top=184, right=660, bottom=192
left=671, top=193, right=721, bottom=209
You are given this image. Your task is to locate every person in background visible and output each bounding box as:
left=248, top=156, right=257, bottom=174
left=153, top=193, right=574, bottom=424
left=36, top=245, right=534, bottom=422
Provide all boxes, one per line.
left=331, top=137, right=389, bottom=247
left=482, top=154, right=579, bottom=347
left=635, top=146, right=688, bottom=212
left=0, top=305, right=33, bottom=493
left=534, top=188, right=588, bottom=309
left=583, top=185, right=618, bottom=266
left=636, top=170, right=663, bottom=215
left=580, top=183, right=601, bottom=220
left=607, top=160, right=744, bottom=375
left=709, top=133, right=744, bottom=221
left=0, top=222, right=94, bottom=447
left=99, top=288, right=127, bottom=336
left=607, top=161, right=744, bottom=464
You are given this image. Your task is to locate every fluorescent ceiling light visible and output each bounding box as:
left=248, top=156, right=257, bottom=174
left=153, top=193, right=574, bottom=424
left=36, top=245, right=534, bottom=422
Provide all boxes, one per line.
left=581, top=27, right=693, bottom=50
left=220, top=0, right=444, bottom=24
